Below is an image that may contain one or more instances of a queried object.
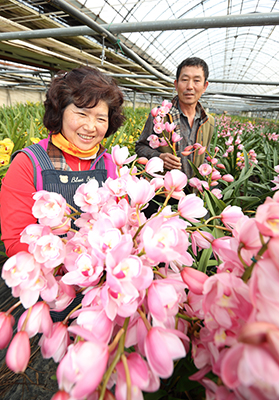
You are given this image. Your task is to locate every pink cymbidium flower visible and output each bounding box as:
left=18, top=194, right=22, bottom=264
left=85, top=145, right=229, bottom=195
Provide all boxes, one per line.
left=189, top=177, right=203, bottom=192
left=88, top=218, right=122, bottom=257
left=6, top=331, right=30, bottom=373
left=46, top=277, right=76, bottom=312
left=104, top=203, right=128, bottom=229
left=221, top=342, right=279, bottom=398
left=18, top=302, right=53, bottom=338
left=39, top=321, right=70, bottom=362
left=249, top=258, right=279, bottom=326
left=111, top=145, right=137, bottom=167
left=198, top=164, right=212, bottom=177
left=2, top=252, right=42, bottom=308
left=165, top=122, right=176, bottom=133
left=73, top=179, right=101, bottom=213
left=104, top=176, right=129, bottom=197
left=233, top=216, right=262, bottom=250
left=161, top=100, right=172, bottom=110
left=126, top=178, right=155, bottom=206
left=106, top=234, right=153, bottom=296
left=159, top=137, right=168, bottom=146
left=171, top=132, right=182, bottom=143
left=164, top=169, right=187, bottom=192
left=151, top=107, right=158, bottom=117
left=153, top=122, right=165, bottom=134
left=216, top=163, right=226, bottom=169
left=211, top=170, right=222, bottom=180
left=115, top=352, right=159, bottom=400
left=145, top=157, right=164, bottom=175
left=190, top=230, right=214, bottom=256
left=100, top=281, right=143, bottom=320
left=147, top=134, right=160, bottom=149
left=136, top=157, right=148, bottom=165
left=0, top=312, right=15, bottom=349
left=29, top=233, right=65, bottom=269
left=157, top=106, right=169, bottom=117
left=203, top=273, right=253, bottom=333
left=255, top=193, right=279, bottom=237
left=144, top=327, right=186, bottom=378
left=221, top=205, right=244, bottom=229
left=74, top=305, right=113, bottom=344
left=150, top=177, right=164, bottom=191
left=211, top=188, right=222, bottom=199
left=142, top=216, right=193, bottom=266
left=198, top=146, right=207, bottom=155
left=56, top=340, right=109, bottom=400
left=20, top=224, right=52, bottom=245
left=181, top=267, right=208, bottom=295
left=62, top=252, right=103, bottom=287
left=32, top=190, right=67, bottom=227
left=222, top=174, right=234, bottom=182
left=178, top=194, right=207, bottom=222
left=147, top=279, right=183, bottom=322
left=51, top=391, right=70, bottom=400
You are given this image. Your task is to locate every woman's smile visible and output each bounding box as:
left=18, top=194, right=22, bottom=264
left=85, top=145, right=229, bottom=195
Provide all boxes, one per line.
left=61, top=101, right=109, bottom=151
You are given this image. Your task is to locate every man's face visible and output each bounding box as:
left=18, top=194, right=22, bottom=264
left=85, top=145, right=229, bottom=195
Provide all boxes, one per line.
left=174, top=65, right=208, bottom=107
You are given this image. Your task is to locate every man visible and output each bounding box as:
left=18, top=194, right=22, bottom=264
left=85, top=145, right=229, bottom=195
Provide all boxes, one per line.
left=135, top=57, right=215, bottom=179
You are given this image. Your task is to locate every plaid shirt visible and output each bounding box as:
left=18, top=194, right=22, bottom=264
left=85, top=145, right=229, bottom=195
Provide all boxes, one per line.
left=135, top=95, right=210, bottom=177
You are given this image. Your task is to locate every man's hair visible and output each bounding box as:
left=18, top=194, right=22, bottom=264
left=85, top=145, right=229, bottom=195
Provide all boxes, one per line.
left=176, top=57, right=209, bottom=83
left=43, top=66, right=125, bottom=137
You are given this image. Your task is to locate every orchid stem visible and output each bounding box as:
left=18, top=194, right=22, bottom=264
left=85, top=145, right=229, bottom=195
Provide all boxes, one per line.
left=242, top=239, right=270, bottom=282
left=21, top=306, right=33, bottom=331
left=62, top=302, right=82, bottom=324
left=177, top=312, right=199, bottom=322
left=99, top=317, right=130, bottom=400
left=6, top=300, right=21, bottom=315
left=121, top=354, right=132, bottom=400
left=108, top=328, right=125, bottom=353
left=137, top=308, right=152, bottom=331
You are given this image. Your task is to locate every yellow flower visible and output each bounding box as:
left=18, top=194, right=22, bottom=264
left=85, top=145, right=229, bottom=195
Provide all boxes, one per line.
left=0, top=154, right=11, bottom=166
left=0, top=138, right=14, bottom=155
left=30, top=137, right=40, bottom=144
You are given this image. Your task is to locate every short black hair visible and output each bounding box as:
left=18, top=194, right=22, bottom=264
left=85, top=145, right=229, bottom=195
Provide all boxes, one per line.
left=176, top=57, right=209, bottom=83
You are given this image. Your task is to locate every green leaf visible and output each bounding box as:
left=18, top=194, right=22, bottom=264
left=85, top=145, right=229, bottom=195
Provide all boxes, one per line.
left=204, top=188, right=226, bottom=212
left=197, top=247, right=212, bottom=273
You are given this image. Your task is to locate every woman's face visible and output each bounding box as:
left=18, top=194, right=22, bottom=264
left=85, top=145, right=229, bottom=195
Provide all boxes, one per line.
left=61, top=100, right=109, bottom=151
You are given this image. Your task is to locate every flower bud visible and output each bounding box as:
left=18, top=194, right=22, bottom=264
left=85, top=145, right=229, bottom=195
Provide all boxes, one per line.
left=0, top=312, right=15, bottom=349
left=6, top=331, right=30, bottom=373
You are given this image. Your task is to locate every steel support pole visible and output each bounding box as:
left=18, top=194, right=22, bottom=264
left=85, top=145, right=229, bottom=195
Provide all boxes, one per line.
left=0, top=12, right=279, bottom=41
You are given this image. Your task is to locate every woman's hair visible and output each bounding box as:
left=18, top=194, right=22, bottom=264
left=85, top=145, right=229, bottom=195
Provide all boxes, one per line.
left=43, top=66, right=125, bottom=137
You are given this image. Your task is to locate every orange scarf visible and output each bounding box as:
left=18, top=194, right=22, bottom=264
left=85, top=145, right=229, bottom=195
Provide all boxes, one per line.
left=52, top=133, right=99, bottom=159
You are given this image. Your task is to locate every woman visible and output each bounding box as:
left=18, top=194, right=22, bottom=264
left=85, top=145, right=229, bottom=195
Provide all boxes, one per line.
left=0, top=66, right=125, bottom=258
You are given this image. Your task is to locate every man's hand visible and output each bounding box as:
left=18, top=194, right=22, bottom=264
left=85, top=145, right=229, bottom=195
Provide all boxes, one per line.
left=159, top=153, right=182, bottom=170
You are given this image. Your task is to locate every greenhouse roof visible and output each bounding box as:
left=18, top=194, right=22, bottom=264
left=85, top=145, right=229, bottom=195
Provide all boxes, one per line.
left=0, top=0, right=279, bottom=114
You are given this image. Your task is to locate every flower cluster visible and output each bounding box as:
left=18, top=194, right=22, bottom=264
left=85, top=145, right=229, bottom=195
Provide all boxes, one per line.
left=1, top=146, right=208, bottom=400
left=217, top=116, right=258, bottom=170
left=184, top=145, right=234, bottom=199
left=2, top=144, right=279, bottom=400
left=182, top=196, right=279, bottom=399
left=147, top=100, right=181, bottom=155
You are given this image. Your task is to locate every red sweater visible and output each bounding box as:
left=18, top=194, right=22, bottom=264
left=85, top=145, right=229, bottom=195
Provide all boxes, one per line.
left=0, top=151, right=110, bottom=257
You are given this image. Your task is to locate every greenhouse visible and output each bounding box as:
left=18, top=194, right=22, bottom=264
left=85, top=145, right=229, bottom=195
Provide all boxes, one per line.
left=0, top=0, right=279, bottom=116
left=0, top=1, right=279, bottom=400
